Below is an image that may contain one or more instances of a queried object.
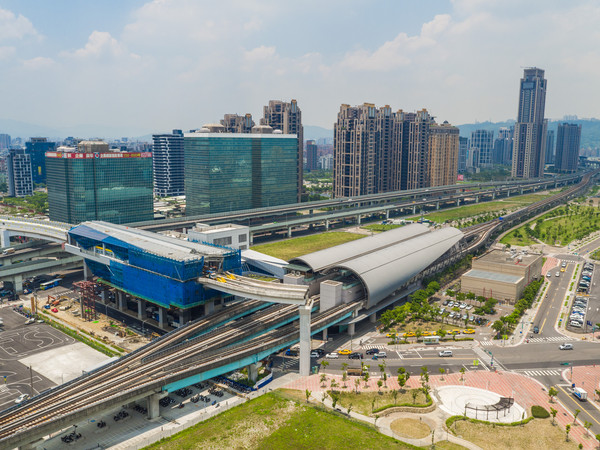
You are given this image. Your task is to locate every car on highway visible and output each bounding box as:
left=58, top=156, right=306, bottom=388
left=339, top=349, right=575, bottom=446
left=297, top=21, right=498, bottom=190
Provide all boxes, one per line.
left=438, top=350, right=453, bottom=357
left=14, top=393, right=29, bottom=404
left=348, top=352, right=363, bottom=360
left=561, top=268, right=565, bottom=272
left=559, top=343, right=574, bottom=350
left=325, top=352, right=339, bottom=359
left=555, top=272, right=560, bottom=277
left=365, top=348, right=379, bottom=355
left=338, top=349, right=352, bottom=355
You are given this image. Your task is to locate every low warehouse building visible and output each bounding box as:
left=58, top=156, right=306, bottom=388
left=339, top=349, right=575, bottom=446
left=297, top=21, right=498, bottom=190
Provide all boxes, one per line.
left=461, top=249, right=542, bottom=303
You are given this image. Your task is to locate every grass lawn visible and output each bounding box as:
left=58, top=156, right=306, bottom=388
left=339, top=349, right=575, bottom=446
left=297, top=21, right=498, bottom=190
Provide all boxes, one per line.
left=251, top=231, right=364, bottom=261
left=451, top=417, right=579, bottom=450
left=423, top=201, right=519, bottom=223
left=362, top=223, right=404, bottom=232
left=500, top=224, right=538, bottom=246
left=144, top=390, right=417, bottom=450
left=333, top=389, right=429, bottom=415
left=435, top=441, right=469, bottom=450
left=391, top=418, right=431, bottom=439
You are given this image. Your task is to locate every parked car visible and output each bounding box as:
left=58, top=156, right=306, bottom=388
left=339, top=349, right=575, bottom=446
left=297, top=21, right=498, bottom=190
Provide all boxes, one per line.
left=570, top=321, right=582, bottom=328
left=561, top=262, right=567, bottom=267
left=325, top=353, right=339, bottom=359
left=14, top=393, right=29, bottom=404
left=442, top=300, right=449, bottom=306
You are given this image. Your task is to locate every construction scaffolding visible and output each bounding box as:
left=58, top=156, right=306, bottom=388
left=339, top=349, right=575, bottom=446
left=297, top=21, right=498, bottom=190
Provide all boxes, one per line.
left=73, top=280, right=99, bottom=322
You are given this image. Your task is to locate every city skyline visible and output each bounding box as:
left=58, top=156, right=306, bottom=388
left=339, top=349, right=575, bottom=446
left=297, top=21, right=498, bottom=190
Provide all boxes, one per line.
left=0, top=1, right=599, bottom=136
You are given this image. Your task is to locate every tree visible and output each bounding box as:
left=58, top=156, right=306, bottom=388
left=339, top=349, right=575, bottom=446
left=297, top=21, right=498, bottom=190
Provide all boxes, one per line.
left=595, top=434, right=600, bottom=447
left=420, top=366, right=429, bottom=385
left=548, top=387, right=558, bottom=403
left=321, top=360, right=329, bottom=371
left=551, top=407, right=558, bottom=424
left=305, top=389, right=311, bottom=403
left=341, top=362, right=349, bottom=373
left=439, top=367, right=446, bottom=381
left=411, top=389, right=419, bottom=404
left=330, top=379, right=338, bottom=391
left=377, top=379, right=383, bottom=392
left=371, top=397, right=376, bottom=413
left=354, top=378, right=360, bottom=394
left=573, top=408, right=580, bottom=424
left=460, top=367, right=466, bottom=381
left=348, top=403, right=353, bottom=415
left=437, top=328, right=447, bottom=339
left=391, top=389, right=398, bottom=405
left=584, top=421, right=592, bottom=436
left=466, top=292, right=476, bottom=300
left=342, top=371, right=348, bottom=388
left=331, top=391, right=340, bottom=409
left=320, top=374, right=328, bottom=387
left=566, top=423, right=571, bottom=442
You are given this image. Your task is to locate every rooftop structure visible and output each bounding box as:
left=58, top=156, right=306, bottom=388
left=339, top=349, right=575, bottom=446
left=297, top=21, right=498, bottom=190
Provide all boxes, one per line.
left=188, top=223, right=250, bottom=250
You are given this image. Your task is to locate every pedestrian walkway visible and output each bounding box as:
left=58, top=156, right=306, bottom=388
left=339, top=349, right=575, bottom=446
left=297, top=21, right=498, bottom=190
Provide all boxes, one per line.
left=528, top=336, right=575, bottom=343
left=542, top=256, right=559, bottom=275
left=479, top=340, right=494, bottom=347
left=516, top=368, right=561, bottom=377
left=360, top=344, right=389, bottom=350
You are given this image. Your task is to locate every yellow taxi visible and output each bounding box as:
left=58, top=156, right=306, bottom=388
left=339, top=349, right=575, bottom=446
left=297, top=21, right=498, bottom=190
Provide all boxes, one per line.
left=560, top=267, right=565, bottom=272
left=338, top=349, right=352, bottom=355
left=450, top=329, right=461, bottom=335
left=386, top=332, right=396, bottom=338
left=403, top=332, right=416, bottom=338
left=463, top=329, right=476, bottom=334
left=422, top=331, right=433, bottom=337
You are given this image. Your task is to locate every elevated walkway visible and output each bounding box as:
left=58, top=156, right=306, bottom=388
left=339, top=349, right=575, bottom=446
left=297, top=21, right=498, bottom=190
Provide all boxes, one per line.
left=0, top=216, right=71, bottom=245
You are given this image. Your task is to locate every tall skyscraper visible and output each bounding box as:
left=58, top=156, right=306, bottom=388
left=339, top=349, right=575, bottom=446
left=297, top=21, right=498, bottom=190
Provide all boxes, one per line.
left=46, top=142, right=153, bottom=224
left=25, top=137, right=56, bottom=185
left=470, top=130, right=494, bottom=168
left=511, top=68, right=548, bottom=178
left=428, top=122, right=459, bottom=186
left=458, top=137, right=468, bottom=173
left=305, top=140, right=318, bottom=172
left=221, top=113, right=254, bottom=133
left=545, top=129, right=555, bottom=164
left=0, top=134, right=10, bottom=149
left=152, top=130, right=185, bottom=197
left=184, top=126, right=298, bottom=215
left=261, top=100, right=303, bottom=201
left=493, top=127, right=513, bottom=165
left=7, top=149, right=33, bottom=197
left=333, top=104, right=455, bottom=197
left=554, top=123, right=581, bottom=173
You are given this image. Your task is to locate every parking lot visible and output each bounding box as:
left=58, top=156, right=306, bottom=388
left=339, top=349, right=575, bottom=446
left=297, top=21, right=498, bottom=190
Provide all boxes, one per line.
left=0, top=305, right=109, bottom=410
left=567, top=260, right=600, bottom=334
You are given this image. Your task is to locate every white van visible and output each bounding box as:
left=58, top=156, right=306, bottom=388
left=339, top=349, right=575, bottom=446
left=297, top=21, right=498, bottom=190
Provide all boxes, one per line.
left=438, top=350, right=453, bottom=357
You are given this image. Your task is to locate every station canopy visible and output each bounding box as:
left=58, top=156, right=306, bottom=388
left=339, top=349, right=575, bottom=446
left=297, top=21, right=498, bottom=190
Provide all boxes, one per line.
left=290, top=224, right=464, bottom=308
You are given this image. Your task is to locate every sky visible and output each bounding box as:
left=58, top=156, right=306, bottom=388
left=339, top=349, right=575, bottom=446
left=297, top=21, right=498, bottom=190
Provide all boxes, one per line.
left=1, top=0, right=599, bottom=137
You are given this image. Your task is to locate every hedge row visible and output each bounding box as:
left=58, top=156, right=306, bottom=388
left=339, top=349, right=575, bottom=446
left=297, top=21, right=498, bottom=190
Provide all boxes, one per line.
left=446, top=414, right=534, bottom=429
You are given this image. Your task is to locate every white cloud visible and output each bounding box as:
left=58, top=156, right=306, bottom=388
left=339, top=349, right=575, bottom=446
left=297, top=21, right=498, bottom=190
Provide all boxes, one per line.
left=244, top=45, right=276, bottom=62
left=22, top=56, right=55, bottom=70
left=60, top=31, right=138, bottom=60
left=0, top=8, right=40, bottom=41
left=0, top=46, right=16, bottom=60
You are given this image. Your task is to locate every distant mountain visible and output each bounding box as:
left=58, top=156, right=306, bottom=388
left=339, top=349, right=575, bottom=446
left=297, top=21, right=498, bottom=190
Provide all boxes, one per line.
left=304, top=125, right=333, bottom=142
left=458, top=118, right=600, bottom=148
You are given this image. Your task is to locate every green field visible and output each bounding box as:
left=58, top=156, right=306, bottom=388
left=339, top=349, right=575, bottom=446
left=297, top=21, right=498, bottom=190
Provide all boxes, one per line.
left=361, top=223, right=404, bottom=232
left=501, top=204, right=600, bottom=247
left=144, top=390, right=417, bottom=450
left=251, top=232, right=365, bottom=261
left=422, top=193, right=554, bottom=224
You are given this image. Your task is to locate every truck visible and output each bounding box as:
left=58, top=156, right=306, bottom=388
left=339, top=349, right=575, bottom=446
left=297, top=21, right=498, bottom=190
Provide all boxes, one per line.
left=572, top=387, right=587, bottom=401
left=2, top=248, right=15, bottom=255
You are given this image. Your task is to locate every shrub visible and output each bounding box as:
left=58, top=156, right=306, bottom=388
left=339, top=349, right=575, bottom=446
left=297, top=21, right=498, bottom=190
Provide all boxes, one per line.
left=531, top=405, right=550, bottom=418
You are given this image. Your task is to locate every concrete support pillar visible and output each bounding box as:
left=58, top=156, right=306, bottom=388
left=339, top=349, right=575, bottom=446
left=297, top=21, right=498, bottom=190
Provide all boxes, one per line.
left=179, top=308, right=191, bottom=325
left=520, top=188, right=524, bottom=195
left=347, top=322, right=356, bottom=336
left=0, top=229, right=10, bottom=248
left=287, top=227, right=292, bottom=238
left=147, top=392, right=167, bottom=420
left=322, top=328, right=328, bottom=341
left=369, top=313, right=377, bottom=323
left=475, top=196, right=479, bottom=203
left=309, top=209, right=313, bottom=215
left=137, top=298, right=146, bottom=320
left=247, top=363, right=258, bottom=383
left=298, top=305, right=311, bottom=377
left=117, top=291, right=125, bottom=312
left=204, top=299, right=214, bottom=316
left=325, top=220, right=329, bottom=231
left=13, top=274, right=23, bottom=293
left=412, top=205, right=416, bottom=214
left=436, top=202, right=440, bottom=210
left=456, top=199, right=460, bottom=206
left=356, top=215, right=361, bottom=225
left=492, top=192, right=495, bottom=199
left=249, top=232, right=254, bottom=246
left=158, top=307, right=166, bottom=329
left=507, top=190, right=510, bottom=197
left=83, top=260, right=90, bottom=281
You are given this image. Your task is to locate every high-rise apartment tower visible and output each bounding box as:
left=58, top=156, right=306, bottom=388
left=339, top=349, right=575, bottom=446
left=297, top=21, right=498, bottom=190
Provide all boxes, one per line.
left=554, top=123, right=581, bottom=173
left=511, top=68, right=547, bottom=178
left=152, top=130, right=185, bottom=197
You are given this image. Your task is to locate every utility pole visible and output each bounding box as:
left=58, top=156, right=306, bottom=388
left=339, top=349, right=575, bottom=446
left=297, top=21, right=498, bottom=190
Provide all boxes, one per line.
left=29, top=365, right=33, bottom=396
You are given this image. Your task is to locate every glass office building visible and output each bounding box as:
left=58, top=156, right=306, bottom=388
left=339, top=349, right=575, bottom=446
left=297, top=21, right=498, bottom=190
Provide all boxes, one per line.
left=26, top=138, right=56, bottom=184
left=185, top=131, right=298, bottom=215
left=46, top=151, right=154, bottom=224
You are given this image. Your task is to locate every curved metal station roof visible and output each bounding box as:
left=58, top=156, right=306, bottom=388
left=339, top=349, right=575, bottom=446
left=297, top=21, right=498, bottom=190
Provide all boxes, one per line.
left=291, top=224, right=464, bottom=308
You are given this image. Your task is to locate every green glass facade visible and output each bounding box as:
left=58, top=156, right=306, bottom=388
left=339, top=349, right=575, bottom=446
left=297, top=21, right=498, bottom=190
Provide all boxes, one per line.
left=47, top=152, right=154, bottom=224
left=185, top=134, right=298, bottom=215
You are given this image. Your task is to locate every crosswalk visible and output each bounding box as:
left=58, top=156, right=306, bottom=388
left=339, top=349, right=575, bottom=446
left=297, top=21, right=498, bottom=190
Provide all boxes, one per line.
left=480, top=340, right=495, bottom=347
left=528, top=336, right=575, bottom=343
left=517, top=369, right=561, bottom=377
left=360, top=344, right=389, bottom=350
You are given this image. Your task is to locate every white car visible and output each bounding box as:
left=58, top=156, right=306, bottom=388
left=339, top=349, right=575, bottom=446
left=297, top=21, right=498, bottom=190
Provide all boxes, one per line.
left=325, top=352, right=339, bottom=359
left=439, top=350, right=453, bottom=357
left=14, top=393, right=29, bottom=404
left=555, top=272, right=560, bottom=277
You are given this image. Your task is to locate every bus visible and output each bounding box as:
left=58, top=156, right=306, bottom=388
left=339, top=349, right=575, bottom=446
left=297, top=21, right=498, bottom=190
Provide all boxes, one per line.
left=39, top=279, right=61, bottom=290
